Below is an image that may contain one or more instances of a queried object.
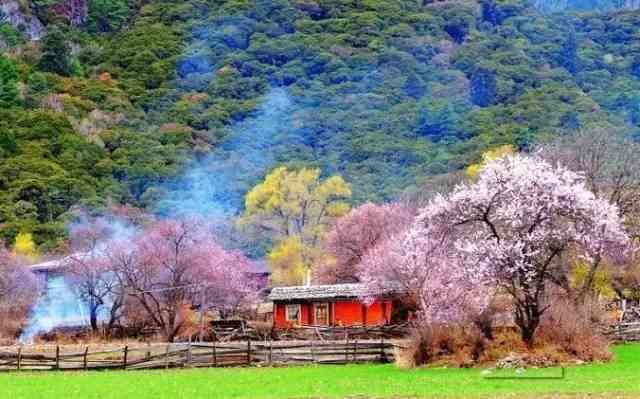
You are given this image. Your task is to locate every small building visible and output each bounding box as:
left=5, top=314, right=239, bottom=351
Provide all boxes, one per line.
left=268, top=283, right=395, bottom=329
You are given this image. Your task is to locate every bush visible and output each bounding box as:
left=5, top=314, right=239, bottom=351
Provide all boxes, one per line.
left=397, top=324, right=486, bottom=368
left=535, top=296, right=611, bottom=362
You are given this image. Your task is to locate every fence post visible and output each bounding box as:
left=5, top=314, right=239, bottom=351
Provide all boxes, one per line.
left=187, top=342, right=192, bottom=368
left=55, top=345, right=60, bottom=370
left=310, top=340, right=315, bottom=363
left=83, top=346, right=88, bottom=370
left=380, top=338, right=385, bottom=363
left=165, top=344, right=170, bottom=370
left=344, top=338, right=348, bottom=363
left=123, top=346, right=128, bottom=370
left=212, top=343, right=217, bottom=367
left=247, top=340, right=251, bottom=366
left=17, top=346, right=22, bottom=371
left=354, top=339, right=358, bottom=362
left=146, top=342, right=151, bottom=361
left=268, top=340, right=273, bottom=366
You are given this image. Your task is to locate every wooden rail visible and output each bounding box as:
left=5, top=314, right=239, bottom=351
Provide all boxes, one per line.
left=606, top=322, right=640, bottom=342
left=0, top=340, right=399, bottom=372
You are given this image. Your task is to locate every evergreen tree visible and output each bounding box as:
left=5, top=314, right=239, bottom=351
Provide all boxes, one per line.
left=87, top=0, right=130, bottom=33
left=37, top=26, right=72, bottom=76
left=470, top=68, right=497, bottom=107
left=560, top=31, right=578, bottom=74
left=0, top=55, right=19, bottom=108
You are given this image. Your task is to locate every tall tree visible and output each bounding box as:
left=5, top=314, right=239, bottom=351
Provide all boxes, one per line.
left=319, top=202, right=413, bottom=284
left=362, top=154, right=629, bottom=346
left=358, top=216, right=491, bottom=325
left=65, top=218, right=126, bottom=332
left=470, top=67, right=497, bottom=107
left=37, top=26, right=72, bottom=76
left=0, top=55, right=19, bottom=108
left=241, top=167, right=351, bottom=285
left=109, top=219, right=256, bottom=341
left=419, top=155, right=629, bottom=345
left=538, top=128, right=640, bottom=298
left=87, top=0, right=130, bottom=33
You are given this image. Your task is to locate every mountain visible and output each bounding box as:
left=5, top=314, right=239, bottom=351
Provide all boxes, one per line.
left=532, top=0, right=640, bottom=12
left=1, top=0, right=640, bottom=249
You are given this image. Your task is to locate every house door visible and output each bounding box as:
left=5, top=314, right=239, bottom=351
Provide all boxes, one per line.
left=314, top=303, right=329, bottom=326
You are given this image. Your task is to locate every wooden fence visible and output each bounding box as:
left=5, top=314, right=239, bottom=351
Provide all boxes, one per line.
left=0, top=339, right=399, bottom=372
left=606, top=322, right=640, bottom=342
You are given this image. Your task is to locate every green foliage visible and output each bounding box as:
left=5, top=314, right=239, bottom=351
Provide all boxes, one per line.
left=37, top=26, right=72, bottom=76
left=0, top=55, right=19, bottom=107
left=0, top=23, right=24, bottom=48
left=3, top=0, right=640, bottom=251
left=87, top=0, right=131, bottom=33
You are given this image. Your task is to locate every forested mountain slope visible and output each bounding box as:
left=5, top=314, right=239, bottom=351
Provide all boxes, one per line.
left=1, top=0, right=640, bottom=249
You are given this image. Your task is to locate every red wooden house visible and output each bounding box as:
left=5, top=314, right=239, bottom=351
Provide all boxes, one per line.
left=268, top=283, right=396, bottom=328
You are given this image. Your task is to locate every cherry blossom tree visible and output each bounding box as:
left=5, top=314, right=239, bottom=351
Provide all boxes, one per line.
left=318, top=203, right=413, bottom=283
left=109, top=219, right=257, bottom=341
left=0, top=244, right=39, bottom=338
left=360, top=155, right=630, bottom=346
left=358, top=218, right=491, bottom=325
left=422, top=155, right=629, bottom=345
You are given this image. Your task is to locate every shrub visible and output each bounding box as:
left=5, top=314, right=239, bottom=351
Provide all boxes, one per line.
left=535, top=296, right=611, bottom=362
left=397, top=324, right=486, bottom=368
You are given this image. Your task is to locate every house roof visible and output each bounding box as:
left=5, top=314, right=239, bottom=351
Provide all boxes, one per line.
left=28, top=252, right=89, bottom=272
left=268, top=283, right=395, bottom=301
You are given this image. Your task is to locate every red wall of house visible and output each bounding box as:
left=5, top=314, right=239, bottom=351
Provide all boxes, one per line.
left=333, top=300, right=364, bottom=326
left=274, top=300, right=393, bottom=328
left=301, top=303, right=312, bottom=325
left=274, top=303, right=287, bottom=327
left=364, top=300, right=392, bottom=325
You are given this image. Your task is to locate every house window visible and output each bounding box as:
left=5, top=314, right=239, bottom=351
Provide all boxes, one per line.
left=314, top=303, right=329, bottom=326
left=285, top=304, right=301, bottom=323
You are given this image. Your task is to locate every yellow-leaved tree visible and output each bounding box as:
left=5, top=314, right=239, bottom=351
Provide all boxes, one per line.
left=465, top=144, right=517, bottom=178
left=13, top=232, right=39, bottom=262
left=241, top=167, right=351, bottom=285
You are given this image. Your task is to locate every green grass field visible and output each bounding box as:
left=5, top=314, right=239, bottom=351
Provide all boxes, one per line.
left=1, top=344, right=639, bottom=399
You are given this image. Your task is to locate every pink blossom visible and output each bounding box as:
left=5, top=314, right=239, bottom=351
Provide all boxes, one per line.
left=359, top=155, right=631, bottom=345
left=319, top=202, right=413, bottom=283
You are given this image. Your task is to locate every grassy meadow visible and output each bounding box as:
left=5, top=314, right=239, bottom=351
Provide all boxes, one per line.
left=1, top=344, right=639, bottom=399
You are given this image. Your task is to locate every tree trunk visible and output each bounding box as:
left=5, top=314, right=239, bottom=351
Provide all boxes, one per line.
left=90, top=305, right=99, bottom=332
left=514, top=302, right=541, bottom=347
left=576, top=256, right=602, bottom=303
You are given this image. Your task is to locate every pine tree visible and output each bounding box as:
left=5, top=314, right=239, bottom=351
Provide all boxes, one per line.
left=37, top=26, right=72, bottom=76
left=0, top=55, right=19, bottom=108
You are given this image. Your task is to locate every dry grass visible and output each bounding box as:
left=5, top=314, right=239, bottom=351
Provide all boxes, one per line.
left=397, top=324, right=486, bottom=368
left=398, top=297, right=613, bottom=368
left=535, top=297, right=612, bottom=362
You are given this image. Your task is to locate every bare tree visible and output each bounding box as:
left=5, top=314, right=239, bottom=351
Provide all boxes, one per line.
left=537, top=127, right=640, bottom=299
left=66, top=218, right=126, bottom=332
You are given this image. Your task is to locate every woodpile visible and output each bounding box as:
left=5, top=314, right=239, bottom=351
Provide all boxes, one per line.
left=0, top=339, right=400, bottom=372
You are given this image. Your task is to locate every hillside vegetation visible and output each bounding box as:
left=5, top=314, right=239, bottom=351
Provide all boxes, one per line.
left=2, top=0, right=640, bottom=249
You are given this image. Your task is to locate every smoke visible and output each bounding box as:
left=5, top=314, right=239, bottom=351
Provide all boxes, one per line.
left=20, top=9, right=310, bottom=341
left=155, top=87, right=298, bottom=218
left=19, top=275, right=87, bottom=343
left=20, top=215, right=139, bottom=342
